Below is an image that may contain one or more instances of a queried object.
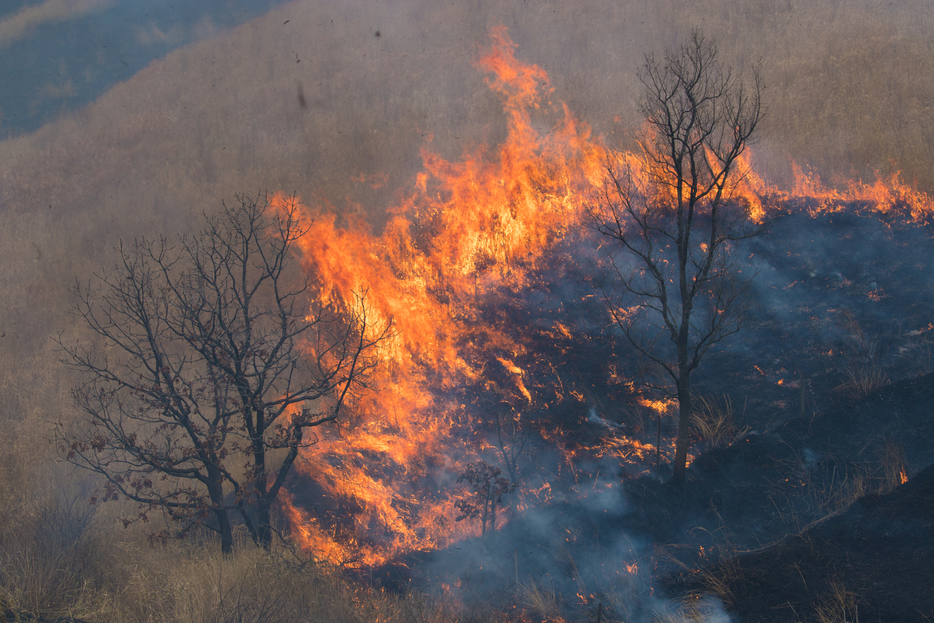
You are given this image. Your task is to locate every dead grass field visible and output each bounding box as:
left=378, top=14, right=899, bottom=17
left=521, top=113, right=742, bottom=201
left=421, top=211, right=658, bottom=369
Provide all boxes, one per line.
left=1, top=1, right=932, bottom=620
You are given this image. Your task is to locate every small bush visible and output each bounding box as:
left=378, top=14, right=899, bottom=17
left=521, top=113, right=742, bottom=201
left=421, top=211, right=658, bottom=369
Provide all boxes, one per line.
left=0, top=475, right=104, bottom=621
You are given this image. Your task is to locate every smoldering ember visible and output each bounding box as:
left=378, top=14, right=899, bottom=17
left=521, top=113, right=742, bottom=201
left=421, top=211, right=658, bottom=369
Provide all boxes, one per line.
left=3, top=4, right=934, bottom=623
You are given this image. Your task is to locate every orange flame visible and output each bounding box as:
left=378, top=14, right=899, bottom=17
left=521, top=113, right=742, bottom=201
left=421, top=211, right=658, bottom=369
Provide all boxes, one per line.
left=270, top=27, right=934, bottom=568
left=272, top=27, right=610, bottom=567
left=773, top=162, right=934, bottom=221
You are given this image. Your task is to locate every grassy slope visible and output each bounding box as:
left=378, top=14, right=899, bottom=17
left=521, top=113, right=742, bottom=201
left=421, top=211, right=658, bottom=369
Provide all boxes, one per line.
left=1, top=0, right=933, bottom=620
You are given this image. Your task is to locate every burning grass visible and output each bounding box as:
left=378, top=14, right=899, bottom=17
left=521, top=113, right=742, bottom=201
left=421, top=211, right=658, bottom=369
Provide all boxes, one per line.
left=264, top=23, right=934, bottom=575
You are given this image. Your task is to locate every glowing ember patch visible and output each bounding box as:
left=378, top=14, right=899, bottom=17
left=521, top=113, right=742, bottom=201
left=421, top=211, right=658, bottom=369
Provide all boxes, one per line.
left=637, top=397, right=676, bottom=414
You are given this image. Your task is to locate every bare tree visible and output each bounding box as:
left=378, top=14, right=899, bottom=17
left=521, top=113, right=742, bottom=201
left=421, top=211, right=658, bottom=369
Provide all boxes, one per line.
left=58, top=194, right=390, bottom=553
left=589, top=31, right=765, bottom=485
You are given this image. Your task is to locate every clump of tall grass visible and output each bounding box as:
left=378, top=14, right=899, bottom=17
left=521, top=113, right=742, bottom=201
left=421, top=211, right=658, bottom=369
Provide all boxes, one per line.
left=814, top=580, right=859, bottom=623
left=60, top=529, right=492, bottom=623
left=834, top=310, right=890, bottom=398
left=0, top=485, right=506, bottom=623
left=691, top=395, right=749, bottom=452
left=809, top=439, right=908, bottom=518
left=650, top=594, right=733, bottom=623
left=0, top=472, right=104, bottom=621
left=0, top=459, right=504, bottom=623
left=518, top=580, right=564, bottom=622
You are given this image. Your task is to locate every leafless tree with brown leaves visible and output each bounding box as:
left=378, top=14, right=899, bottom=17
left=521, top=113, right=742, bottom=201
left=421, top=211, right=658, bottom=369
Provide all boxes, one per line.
left=58, top=193, right=391, bottom=553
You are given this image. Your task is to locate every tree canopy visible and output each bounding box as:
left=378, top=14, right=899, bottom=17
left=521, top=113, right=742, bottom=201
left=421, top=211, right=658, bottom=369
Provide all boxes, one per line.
left=59, top=194, right=390, bottom=552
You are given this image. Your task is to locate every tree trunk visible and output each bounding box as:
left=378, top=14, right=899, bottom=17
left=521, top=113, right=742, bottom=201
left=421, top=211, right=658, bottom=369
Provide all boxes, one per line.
left=216, top=506, right=234, bottom=555
left=490, top=489, right=497, bottom=532
left=256, top=501, right=273, bottom=549
left=251, top=404, right=274, bottom=549
left=206, top=469, right=234, bottom=554
left=671, top=373, right=692, bottom=486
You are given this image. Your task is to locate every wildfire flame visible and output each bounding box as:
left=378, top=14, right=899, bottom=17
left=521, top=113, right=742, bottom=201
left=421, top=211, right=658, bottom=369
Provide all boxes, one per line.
left=273, top=27, right=609, bottom=567
left=271, top=26, right=934, bottom=568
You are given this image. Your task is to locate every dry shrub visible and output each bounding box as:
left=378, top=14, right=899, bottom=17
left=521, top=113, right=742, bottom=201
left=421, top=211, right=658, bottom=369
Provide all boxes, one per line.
left=812, top=463, right=876, bottom=516
left=156, top=550, right=301, bottom=623
left=619, top=405, right=647, bottom=439
left=880, top=436, right=909, bottom=489
left=98, top=535, right=476, bottom=623
left=691, top=395, right=749, bottom=452
left=0, top=469, right=493, bottom=623
left=695, top=554, right=744, bottom=612
left=595, top=567, right=647, bottom=623
left=650, top=594, right=732, bottom=623
left=809, top=443, right=908, bottom=518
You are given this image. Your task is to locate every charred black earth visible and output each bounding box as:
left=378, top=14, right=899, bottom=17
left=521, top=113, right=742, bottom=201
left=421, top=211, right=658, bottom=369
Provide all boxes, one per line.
left=379, top=373, right=934, bottom=622
left=665, top=459, right=934, bottom=622
left=335, top=205, right=934, bottom=622
left=655, top=373, right=934, bottom=622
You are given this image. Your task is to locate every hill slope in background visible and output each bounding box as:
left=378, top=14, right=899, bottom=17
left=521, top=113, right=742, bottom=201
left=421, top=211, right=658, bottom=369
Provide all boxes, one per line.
left=2, top=0, right=934, bottom=358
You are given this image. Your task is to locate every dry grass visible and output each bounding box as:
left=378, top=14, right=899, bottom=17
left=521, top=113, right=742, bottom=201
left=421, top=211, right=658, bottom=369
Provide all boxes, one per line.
left=518, top=580, right=563, bottom=622
left=2, top=0, right=934, bottom=374
left=0, top=469, right=105, bottom=620
left=95, top=539, right=496, bottom=623
left=764, top=438, right=910, bottom=535
left=810, top=443, right=908, bottom=518
left=814, top=580, right=860, bottom=623
left=0, top=470, right=498, bottom=623
left=694, top=554, right=744, bottom=613
left=879, top=436, right=909, bottom=489
left=691, top=395, right=749, bottom=452
left=834, top=310, right=890, bottom=398
left=650, top=594, right=732, bottom=623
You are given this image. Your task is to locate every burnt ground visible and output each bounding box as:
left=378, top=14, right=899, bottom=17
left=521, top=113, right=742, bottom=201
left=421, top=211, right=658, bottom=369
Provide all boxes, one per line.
left=664, top=462, right=934, bottom=622
left=647, top=373, right=934, bottom=622
left=383, top=373, right=934, bottom=622
left=628, top=373, right=934, bottom=561
left=353, top=208, right=934, bottom=621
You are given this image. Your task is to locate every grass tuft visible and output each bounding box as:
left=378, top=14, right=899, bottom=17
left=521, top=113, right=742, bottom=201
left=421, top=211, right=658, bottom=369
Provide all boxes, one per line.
left=692, top=395, right=749, bottom=452
left=834, top=310, right=890, bottom=398
left=814, top=579, right=859, bottom=623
